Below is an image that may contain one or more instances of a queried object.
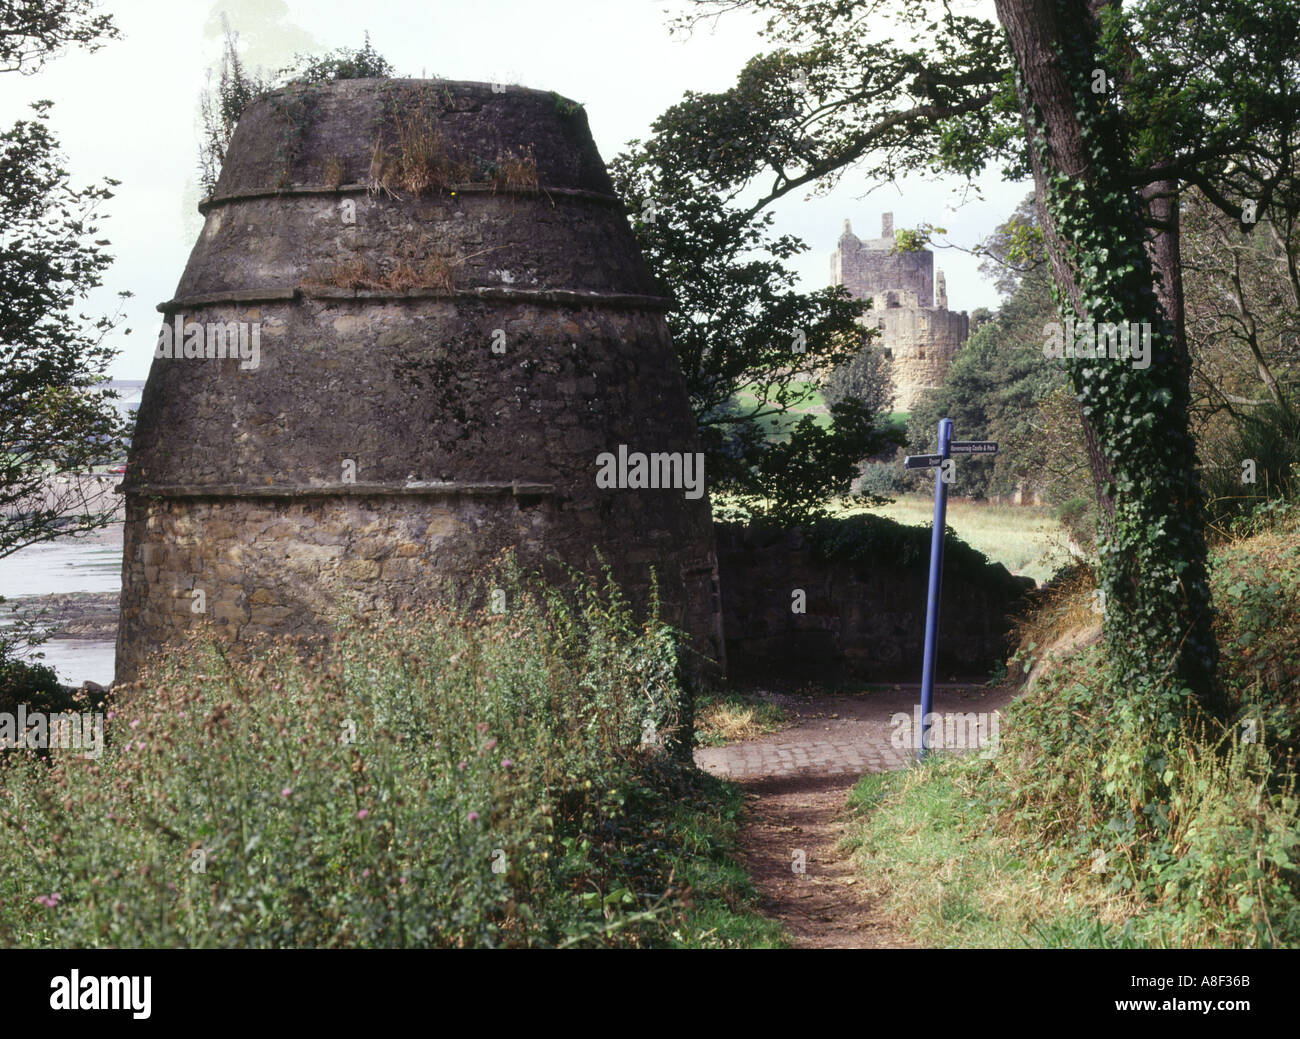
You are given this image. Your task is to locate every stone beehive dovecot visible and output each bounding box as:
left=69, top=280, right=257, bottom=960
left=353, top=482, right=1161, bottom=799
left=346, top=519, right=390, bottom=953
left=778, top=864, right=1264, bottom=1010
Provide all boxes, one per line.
left=116, top=78, right=724, bottom=682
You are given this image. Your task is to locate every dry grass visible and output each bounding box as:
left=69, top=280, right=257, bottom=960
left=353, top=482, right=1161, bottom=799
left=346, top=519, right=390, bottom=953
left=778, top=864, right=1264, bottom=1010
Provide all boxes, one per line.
left=695, top=693, right=787, bottom=746
left=367, top=109, right=473, bottom=199
left=492, top=147, right=539, bottom=193
left=1007, top=565, right=1102, bottom=691
left=303, top=253, right=456, bottom=294
left=385, top=256, right=455, bottom=294
left=323, top=155, right=346, bottom=190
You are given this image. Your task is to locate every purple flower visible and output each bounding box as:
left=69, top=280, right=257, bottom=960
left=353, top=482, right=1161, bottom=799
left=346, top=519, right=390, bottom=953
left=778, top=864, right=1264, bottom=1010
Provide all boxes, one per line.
left=484, top=738, right=497, bottom=751
left=468, top=811, right=479, bottom=823
left=281, top=787, right=292, bottom=798
left=501, top=759, right=513, bottom=770
left=356, top=808, right=369, bottom=820
left=35, top=893, right=60, bottom=908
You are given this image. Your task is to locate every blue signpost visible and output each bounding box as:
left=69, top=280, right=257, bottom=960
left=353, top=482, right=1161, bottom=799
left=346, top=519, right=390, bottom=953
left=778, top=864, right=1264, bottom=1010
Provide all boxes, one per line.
left=903, top=420, right=998, bottom=761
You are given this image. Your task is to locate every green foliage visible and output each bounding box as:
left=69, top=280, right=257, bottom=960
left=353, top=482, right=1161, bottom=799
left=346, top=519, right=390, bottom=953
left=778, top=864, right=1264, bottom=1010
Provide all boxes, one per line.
left=551, top=92, right=584, bottom=118
left=0, top=8, right=129, bottom=578
left=198, top=28, right=395, bottom=193
left=0, top=562, right=774, bottom=948
left=0, top=658, right=64, bottom=716
left=278, top=32, right=393, bottom=86
left=892, top=224, right=946, bottom=253
left=906, top=196, right=1079, bottom=504
left=1201, top=403, right=1300, bottom=526
left=851, top=511, right=1300, bottom=947
left=821, top=341, right=893, bottom=414
left=611, top=131, right=896, bottom=523
left=197, top=25, right=273, bottom=193
left=0, top=0, right=118, bottom=75
left=1013, top=6, right=1220, bottom=719
left=1210, top=510, right=1300, bottom=755
left=977, top=511, right=1300, bottom=946
left=798, top=512, right=1019, bottom=588
left=857, top=460, right=904, bottom=498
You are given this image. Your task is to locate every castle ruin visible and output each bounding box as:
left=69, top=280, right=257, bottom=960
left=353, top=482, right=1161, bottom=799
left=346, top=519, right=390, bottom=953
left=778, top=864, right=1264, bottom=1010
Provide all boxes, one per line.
left=830, top=212, right=969, bottom=411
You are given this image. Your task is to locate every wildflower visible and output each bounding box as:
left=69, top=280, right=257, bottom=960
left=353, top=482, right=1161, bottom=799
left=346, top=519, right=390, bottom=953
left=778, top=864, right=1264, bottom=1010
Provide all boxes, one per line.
left=35, top=893, right=60, bottom=908
left=475, top=723, right=489, bottom=734
left=356, top=809, right=369, bottom=820
left=281, top=787, right=292, bottom=798
left=457, top=760, right=467, bottom=771
left=501, top=759, right=513, bottom=770
left=484, top=738, right=497, bottom=751
left=468, top=811, right=479, bottom=823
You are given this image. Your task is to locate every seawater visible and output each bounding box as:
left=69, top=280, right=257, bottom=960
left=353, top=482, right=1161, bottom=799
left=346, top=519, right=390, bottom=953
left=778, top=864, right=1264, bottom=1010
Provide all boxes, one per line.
left=0, top=525, right=122, bottom=686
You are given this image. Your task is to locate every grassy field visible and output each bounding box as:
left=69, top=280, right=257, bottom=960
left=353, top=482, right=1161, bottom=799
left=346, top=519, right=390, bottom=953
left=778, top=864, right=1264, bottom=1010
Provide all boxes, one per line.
left=845, top=495, right=1072, bottom=584
left=733, top=380, right=829, bottom=437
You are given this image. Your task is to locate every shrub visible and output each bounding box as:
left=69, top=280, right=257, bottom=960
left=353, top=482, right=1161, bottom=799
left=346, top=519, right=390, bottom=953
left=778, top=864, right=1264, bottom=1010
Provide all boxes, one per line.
left=0, top=658, right=64, bottom=717
left=987, top=509, right=1300, bottom=946
left=857, top=460, right=903, bottom=498
left=1202, top=402, right=1300, bottom=527
left=0, top=561, right=734, bottom=948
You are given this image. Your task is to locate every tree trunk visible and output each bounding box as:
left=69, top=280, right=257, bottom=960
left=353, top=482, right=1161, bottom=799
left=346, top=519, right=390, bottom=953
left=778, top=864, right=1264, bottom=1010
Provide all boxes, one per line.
left=994, top=0, right=1222, bottom=716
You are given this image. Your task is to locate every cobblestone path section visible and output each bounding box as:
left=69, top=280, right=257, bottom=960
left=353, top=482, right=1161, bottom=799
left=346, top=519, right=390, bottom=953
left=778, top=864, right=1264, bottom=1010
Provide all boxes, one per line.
left=694, top=683, right=1004, bottom=780
left=691, top=683, right=1015, bottom=948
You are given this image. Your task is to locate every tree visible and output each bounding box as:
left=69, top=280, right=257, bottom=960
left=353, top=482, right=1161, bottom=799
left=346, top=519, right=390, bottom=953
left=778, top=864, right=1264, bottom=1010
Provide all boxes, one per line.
left=610, top=140, right=901, bottom=523
left=991, top=0, right=1225, bottom=716
left=1182, top=187, right=1300, bottom=515
left=660, top=0, right=1300, bottom=718
left=0, top=2, right=126, bottom=658
left=0, top=0, right=118, bottom=74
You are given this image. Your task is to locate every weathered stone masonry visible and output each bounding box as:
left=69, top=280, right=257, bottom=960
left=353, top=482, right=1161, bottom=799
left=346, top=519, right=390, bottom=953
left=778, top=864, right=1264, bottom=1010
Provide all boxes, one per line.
left=116, top=80, right=724, bottom=682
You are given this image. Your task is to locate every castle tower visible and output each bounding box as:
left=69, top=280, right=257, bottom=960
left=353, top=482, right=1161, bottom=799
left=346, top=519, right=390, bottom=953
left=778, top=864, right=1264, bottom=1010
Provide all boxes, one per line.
left=830, top=212, right=969, bottom=411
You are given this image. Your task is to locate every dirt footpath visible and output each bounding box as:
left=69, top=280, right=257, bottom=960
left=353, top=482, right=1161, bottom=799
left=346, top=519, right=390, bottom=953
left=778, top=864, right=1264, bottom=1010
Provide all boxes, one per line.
left=695, top=683, right=1016, bottom=948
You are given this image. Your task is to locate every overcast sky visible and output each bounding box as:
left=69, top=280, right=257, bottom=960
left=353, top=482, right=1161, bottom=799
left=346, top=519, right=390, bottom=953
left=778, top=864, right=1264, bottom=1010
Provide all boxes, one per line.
left=2, top=0, right=1030, bottom=380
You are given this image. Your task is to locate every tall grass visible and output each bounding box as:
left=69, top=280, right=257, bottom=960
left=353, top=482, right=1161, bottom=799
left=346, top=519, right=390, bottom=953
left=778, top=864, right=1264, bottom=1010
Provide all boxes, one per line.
left=0, top=561, right=776, bottom=948
left=847, top=503, right=1300, bottom=947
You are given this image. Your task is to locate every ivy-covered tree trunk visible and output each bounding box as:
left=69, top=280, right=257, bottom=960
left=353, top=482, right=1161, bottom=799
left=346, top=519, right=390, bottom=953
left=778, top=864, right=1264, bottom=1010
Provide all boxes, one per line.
left=993, top=0, right=1222, bottom=719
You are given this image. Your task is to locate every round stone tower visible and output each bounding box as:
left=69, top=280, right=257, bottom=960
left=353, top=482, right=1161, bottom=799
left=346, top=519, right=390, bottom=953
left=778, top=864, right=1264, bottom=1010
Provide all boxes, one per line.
left=116, top=79, right=724, bottom=682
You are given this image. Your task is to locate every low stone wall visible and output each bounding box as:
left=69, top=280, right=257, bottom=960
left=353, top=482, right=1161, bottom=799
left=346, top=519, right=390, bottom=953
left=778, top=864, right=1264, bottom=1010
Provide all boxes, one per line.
left=715, top=518, right=1034, bottom=682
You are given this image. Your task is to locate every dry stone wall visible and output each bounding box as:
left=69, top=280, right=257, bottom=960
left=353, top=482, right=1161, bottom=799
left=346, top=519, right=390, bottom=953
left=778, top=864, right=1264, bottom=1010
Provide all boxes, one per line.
left=715, top=521, right=1033, bottom=681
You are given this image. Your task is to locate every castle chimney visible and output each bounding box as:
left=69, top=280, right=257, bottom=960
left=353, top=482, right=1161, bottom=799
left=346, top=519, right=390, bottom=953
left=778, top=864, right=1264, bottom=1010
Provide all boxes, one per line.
left=881, top=212, right=894, bottom=238
left=841, top=218, right=853, bottom=237
left=936, top=269, right=948, bottom=309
